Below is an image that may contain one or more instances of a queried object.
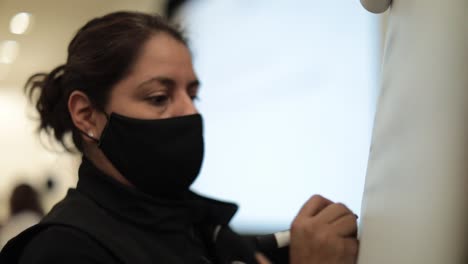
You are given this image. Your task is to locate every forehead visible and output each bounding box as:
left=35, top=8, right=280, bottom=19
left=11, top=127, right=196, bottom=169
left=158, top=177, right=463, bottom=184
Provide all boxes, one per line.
left=129, top=33, right=196, bottom=80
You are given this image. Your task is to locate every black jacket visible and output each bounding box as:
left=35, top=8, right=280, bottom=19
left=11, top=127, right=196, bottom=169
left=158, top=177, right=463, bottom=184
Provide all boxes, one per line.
left=0, top=159, right=288, bottom=263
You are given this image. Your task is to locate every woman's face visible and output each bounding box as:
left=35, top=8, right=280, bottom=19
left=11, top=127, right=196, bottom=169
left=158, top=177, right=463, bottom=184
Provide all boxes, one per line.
left=104, top=33, right=199, bottom=121
left=68, top=32, right=200, bottom=182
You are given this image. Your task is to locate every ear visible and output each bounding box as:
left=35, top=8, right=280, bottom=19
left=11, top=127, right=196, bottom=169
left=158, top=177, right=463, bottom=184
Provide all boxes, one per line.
left=68, top=90, right=105, bottom=143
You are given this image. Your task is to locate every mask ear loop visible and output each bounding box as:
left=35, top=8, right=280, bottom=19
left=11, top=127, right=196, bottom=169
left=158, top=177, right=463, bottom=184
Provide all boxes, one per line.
left=77, top=111, right=111, bottom=145
left=81, top=130, right=99, bottom=143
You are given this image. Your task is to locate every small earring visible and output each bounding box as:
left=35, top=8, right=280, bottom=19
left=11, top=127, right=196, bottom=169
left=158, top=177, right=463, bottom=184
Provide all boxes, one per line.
left=88, top=131, right=94, bottom=138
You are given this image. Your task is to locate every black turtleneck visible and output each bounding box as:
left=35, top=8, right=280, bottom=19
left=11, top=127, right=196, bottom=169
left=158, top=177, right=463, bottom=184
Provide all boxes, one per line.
left=16, top=158, right=240, bottom=264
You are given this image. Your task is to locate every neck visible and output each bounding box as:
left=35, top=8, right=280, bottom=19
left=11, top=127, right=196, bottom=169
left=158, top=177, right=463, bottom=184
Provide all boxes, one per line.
left=83, top=146, right=133, bottom=187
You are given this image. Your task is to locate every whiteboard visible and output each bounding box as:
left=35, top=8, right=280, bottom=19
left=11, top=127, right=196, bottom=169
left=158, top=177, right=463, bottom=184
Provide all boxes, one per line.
left=180, top=0, right=380, bottom=233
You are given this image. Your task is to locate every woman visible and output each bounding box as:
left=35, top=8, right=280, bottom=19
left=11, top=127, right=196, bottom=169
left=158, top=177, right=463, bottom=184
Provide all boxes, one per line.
left=0, top=12, right=358, bottom=264
left=0, top=184, right=44, bottom=249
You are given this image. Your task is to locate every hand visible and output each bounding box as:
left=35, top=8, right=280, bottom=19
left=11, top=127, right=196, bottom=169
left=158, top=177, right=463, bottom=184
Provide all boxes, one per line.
left=290, top=195, right=359, bottom=264
left=256, top=253, right=272, bottom=264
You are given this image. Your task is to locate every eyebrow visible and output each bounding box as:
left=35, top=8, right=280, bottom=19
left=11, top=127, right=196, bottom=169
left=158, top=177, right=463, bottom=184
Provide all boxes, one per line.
left=137, top=76, right=200, bottom=90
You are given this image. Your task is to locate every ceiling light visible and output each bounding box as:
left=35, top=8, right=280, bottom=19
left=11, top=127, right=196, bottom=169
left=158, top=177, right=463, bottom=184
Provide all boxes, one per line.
left=10, top=12, right=32, bottom=35
left=0, top=41, right=20, bottom=64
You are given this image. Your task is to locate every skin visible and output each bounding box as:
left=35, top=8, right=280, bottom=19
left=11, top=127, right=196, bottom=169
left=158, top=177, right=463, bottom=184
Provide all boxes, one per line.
left=289, top=195, right=359, bottom=264
left=68, top=32, right=200, bottom=187
left=67, top=32, right=359, bottom=264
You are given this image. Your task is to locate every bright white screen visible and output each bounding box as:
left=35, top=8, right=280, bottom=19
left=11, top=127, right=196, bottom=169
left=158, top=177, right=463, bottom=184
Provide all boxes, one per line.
left=182, top=1, right=379, bottom=233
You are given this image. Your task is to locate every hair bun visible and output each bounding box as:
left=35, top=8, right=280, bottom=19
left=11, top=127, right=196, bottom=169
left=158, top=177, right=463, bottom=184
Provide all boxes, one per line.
left=25, top=65, right=74, bottom=150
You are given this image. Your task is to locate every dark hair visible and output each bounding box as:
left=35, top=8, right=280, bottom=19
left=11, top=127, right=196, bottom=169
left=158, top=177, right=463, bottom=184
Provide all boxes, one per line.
left=9, top=183, right=44, bottom=216
left=25, top=11, right=187, bottom=152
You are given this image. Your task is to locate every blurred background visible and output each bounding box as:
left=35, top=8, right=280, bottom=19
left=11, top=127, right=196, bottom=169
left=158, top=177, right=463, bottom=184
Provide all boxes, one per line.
left=0, top=0, right=385, bottom=237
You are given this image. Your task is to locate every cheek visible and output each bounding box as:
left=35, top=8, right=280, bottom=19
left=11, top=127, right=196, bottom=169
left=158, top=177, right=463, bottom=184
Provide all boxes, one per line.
left=105, top=86, right=143, bottom=117
left=106, top=86, right=133, bottom=114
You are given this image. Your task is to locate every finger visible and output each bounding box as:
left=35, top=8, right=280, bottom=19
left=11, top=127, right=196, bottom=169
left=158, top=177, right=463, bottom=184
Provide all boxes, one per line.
left=332, top=213, right=358, bottom=237
left=255, top=253, right=272, bottom=264
left=316, top=202, right=353, bottom=224
left=296, top=195, right=333, bottom=218
left=342, top=238, right=359, bottom=260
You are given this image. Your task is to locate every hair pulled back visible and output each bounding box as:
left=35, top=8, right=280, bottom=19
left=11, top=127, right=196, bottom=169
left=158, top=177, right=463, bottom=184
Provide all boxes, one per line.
left=25, top=11, right=186, bottom=152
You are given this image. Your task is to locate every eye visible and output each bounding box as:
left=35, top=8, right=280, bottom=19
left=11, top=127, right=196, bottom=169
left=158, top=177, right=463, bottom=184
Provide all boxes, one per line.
left=147, top=95, right=169, bottom=106
left=190, top=95, right=200, bottom=102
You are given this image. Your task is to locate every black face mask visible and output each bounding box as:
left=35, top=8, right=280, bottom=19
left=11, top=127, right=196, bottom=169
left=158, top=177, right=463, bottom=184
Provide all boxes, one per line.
left=91, top=113, right=204, bottom=198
